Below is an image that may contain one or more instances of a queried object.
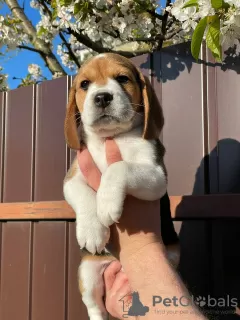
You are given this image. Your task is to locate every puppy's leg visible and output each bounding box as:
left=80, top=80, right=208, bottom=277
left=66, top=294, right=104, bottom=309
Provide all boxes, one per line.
left=64, top=168, right=110, bottom=254
left=79, top=255, right=115, bottom=320
left=97, top=162, right=166, bottom=227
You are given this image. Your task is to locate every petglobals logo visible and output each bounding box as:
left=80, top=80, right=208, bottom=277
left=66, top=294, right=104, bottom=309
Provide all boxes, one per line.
left=120, top=291, right=149, bottom=318
left=194, top=296, right=238, bottom=308
left=153, top=295, right=238, bottom=309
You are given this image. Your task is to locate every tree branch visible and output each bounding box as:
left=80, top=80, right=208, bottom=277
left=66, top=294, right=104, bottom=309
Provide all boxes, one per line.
left=146, top=9, right=163, bottom=21
left=165, top=27, right=182, bottom=40
left=38, top=0, right=52, bottom=18
left=111, top=49, right=153, bottom=58
left=68, top=29, right=110, bottom=54
left=59, top=32, right=81, bottom=68
left=5, top=0, right=66, bottom=75
left=18, top=45, right=43, bottom=54
left=157, top=0, right=172, bottom=50
left=68, top=28, right=153, bottom=57
left=133, top=35, right=164, bottom=42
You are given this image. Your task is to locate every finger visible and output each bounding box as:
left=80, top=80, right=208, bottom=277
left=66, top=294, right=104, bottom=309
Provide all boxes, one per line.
left=77, top=149, right=101, bottom=192
left=105, top=281, right=132, bottom=319
left=104, top=261, right=122, bottom=292
left=116, top=281, right=132, bottom=302
left=105, top=139, right=122, bottom=165
left=110, top=270, right=129, bottom=293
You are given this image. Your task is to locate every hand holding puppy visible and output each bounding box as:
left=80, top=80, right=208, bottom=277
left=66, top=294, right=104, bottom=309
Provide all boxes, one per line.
left=78, top=141, right=204, bottom=320
left=78, top=139, right=163, bottom=259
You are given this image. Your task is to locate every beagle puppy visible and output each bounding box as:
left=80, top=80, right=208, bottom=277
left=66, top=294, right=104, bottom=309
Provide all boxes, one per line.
left=63, top=53, right=179, bottom=320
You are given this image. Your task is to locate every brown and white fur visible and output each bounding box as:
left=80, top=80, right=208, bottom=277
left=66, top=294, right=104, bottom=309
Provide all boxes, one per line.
left=63, top=53, right=179, bottom=320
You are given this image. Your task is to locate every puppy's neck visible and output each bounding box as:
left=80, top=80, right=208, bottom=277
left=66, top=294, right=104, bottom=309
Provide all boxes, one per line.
left=83, top=114, right=143, bottom=146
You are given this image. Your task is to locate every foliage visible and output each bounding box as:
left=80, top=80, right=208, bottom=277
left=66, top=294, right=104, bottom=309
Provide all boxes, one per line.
left=0, top=0, right=240, bottom=91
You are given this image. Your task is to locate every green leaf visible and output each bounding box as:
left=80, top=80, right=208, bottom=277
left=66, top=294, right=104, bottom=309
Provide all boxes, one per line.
left=51, top=0, right=57, bottom=9
left=52, top=8, right=58, bottom=20
left=211, top=0, right=222, bottom=9
left=191, top=17, right=208, bottom=60
left=37, top=26, right=47, bottom=36
left=74, top=3, right=81, bottom=15
left=222, top=0, right=230, bottom=8
left=74, top=1, right=92, bottom=16
left=206, top=16, right=222, bottom=61
left=59, top=0, right=72, bottom=7
left=182, top=0, right=199, bottom=9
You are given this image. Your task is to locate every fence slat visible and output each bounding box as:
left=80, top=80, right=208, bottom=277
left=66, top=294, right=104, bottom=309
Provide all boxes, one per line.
left=1, top=195, right=240, bottom=220
left=3, top=86, right=35, bottom=202
left=216, top=66, right=240, bottom=194
left=131, top=53, right=150, bottom=77
left=0, top=222, right=31, bottom=320
left=68, top=76, right=77, bottom=166
left=67, top=222, right=88, bottom=320
left=178, top=220, right=212, bottom=297
left=161, top=46, right=206, bottom=195
left=34, top=77, right=69, bottom=201
left=0, top=93, right=5, bottom=202
left=152, top=52, right=163, bottom=142
left=0, top=222, right=2, bottom=307
left=210, top=221, right=240, bottom=303
left=206, top=51, right=219, bottom=194
left=31, top=221, right=67, bottom=320
left=207, top=48, right=240, bottom=306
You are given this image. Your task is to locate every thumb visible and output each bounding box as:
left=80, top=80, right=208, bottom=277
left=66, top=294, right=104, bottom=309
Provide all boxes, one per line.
left=77, top=148, right=101, bottom=191
left=104, top=261, right=122, bottom=292
left=105, top=139, right=122, bottom=166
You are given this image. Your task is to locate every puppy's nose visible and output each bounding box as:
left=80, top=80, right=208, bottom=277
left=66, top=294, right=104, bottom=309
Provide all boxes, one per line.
left=94, top=92, right=113, bottom=108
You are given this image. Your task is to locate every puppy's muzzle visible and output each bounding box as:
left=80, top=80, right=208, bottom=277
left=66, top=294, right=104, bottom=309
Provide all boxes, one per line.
left=94, top=92, right=113, bottom=108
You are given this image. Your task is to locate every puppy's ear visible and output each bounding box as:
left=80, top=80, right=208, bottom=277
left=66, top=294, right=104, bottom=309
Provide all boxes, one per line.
left=138, top=71, right=164, bottom=140
left=64, top=78, right=81, bottom=150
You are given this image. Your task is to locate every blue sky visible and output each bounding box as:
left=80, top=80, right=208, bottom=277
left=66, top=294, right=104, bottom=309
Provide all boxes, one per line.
left=1, top=0, right=165, bottom=90
left=0, top=1, right=64, bottom=89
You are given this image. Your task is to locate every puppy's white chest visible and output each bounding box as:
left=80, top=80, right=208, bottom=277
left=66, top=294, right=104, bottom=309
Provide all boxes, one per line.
left=86, top=128, right=152, bottom=173
left=87, top=141, right=108, bottom=173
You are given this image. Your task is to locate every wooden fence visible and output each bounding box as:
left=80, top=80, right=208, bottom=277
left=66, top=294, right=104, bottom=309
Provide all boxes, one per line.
left=0, top=44, right=240, bottom=319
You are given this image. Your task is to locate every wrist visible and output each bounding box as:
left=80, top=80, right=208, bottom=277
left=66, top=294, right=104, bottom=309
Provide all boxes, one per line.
left=119, top=232, right=164, bottom=262
left=108, top=221, right=163, bottom=259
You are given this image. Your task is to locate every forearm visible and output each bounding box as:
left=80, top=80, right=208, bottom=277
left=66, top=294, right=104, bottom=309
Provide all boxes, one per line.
left=120, top=242, right=205, bottom=319
left=109, top=198, right=205, bottom=319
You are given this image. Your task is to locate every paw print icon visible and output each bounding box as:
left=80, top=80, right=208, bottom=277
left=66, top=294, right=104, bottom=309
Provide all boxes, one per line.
left=195, top=296, right=206, bottom=307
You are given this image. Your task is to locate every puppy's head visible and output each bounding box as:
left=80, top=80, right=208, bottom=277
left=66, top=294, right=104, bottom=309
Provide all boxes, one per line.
left=64, top=53, right=164, bottom=149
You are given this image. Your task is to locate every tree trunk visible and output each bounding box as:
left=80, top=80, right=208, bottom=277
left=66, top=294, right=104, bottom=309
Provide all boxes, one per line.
left=5, top=0, right=66, bottom=75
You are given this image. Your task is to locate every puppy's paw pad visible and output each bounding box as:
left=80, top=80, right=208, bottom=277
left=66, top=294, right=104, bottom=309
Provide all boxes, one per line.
left=97, top=203, right=122, bottom=227
left=77, top=221, right=110, bottom=254
left=97, top=191, right=123, bottom=227
left=89, top=315, right=107, bottom=320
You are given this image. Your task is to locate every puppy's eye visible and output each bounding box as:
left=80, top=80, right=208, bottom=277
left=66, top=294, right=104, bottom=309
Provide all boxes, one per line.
left=80, top=80, right=90, bottom=90
left=116, top=75, right=129, bottom=84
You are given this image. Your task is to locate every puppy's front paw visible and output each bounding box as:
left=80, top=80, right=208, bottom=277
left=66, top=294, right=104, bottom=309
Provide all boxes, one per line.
left=97, top=188, right=124, bottom=227
left=97, top=162, right=127, bottom=227
left=76, top=219, right=110, bottom=254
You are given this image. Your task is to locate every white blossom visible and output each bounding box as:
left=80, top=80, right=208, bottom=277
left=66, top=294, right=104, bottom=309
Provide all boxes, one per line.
left=224, top=0, right=240, bottom=8
left=221, top=14, right=240, bottom=46
left=112, top=17, right=127, bottom=33
left=95, top=0, right=106, bottom=9
left=30, top=0, right=40, bottom=9
left=1, top=0, right=240, bottom=90
left=0, top=67, right=8, bottom=92
left=52, top=72, right=64, bottom=79
left=28, top=64, right=41, bottom=79
left=198, top=0, right=215, bottom=17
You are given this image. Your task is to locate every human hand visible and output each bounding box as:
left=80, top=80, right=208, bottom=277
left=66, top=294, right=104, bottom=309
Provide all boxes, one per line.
left=77, top=139, right=163, bottom=260
left=77, top=140, right=169, bottom=320
left=103, top=261, right=132, bottom=320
